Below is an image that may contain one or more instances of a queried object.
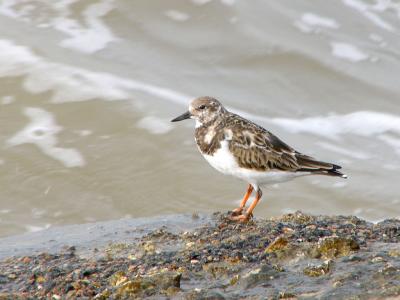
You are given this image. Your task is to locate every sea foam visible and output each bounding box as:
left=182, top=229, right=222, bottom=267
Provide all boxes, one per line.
left=331, top=42, right=369, bottom=62
left=0, top=0, right=118, bottom=54
left=54, top=0, right=118, bottom=53
left=137, top=116, right=173, bottom=135
left=301, top=13, right=340, bottom=29
left=269, top=111, right=400, bottom=138
left=164, top=10, right=190, bottom=22
left=6, top=107, right=85, bottom=168
left=0, top=39, right=191, bottom=104
left=294, top=13, right=339, bottom=33
left=342, top=0, right=395, bottom=32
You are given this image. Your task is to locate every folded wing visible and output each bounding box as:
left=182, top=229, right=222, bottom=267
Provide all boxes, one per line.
left=225, top=114, right=346, bottom=177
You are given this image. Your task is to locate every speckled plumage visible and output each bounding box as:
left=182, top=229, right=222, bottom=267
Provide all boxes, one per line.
left=172, top=96, right=347, bottom=222
left=194, top=99, right=344, bottom=176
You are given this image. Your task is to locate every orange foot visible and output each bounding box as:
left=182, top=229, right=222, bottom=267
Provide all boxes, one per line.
left=229, top=213, right=252, bottom=223
left=231, top=207, right=244, bottom=216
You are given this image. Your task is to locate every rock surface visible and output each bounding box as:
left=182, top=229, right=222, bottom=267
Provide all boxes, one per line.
left=0, top=211, right=399, bottom=299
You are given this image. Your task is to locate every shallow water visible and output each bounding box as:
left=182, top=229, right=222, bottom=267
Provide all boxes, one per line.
left=0, top=0, right=399, bottom=237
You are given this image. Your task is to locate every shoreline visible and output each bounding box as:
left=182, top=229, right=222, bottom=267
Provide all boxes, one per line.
left=0, top=211, right=399, bottom=299
left=0, top=214, right=210, bottom=260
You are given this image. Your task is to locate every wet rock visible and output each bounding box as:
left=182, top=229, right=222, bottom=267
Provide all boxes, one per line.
left=185, top=290, right=226, bottom=300
left=0, top=211, right=399, bottom=299
left=279, top=291, right=297, bottom=299
left=114, top=271, right=181, bottom=298
left=93, top=288, right=111, bottom=299
left=241, top=264, right=280, bottom=288
left=265, top=236, right=289, bottom=253
left=198, top=291, right=226, bottom=300
left=303, top=260, right=333, bottom=277
left=317, top=236, right=360, bottom=258
left=110, top=271, right=128, bottom=287
left=278, top=211, right=316, bottom=224
left=142, top=241, right=156, bottom=253
left=202, top=262, right=236, bottom=278
left=388, top=249, right=400, bottom=257
left=229, top=274, right=240, bottom=286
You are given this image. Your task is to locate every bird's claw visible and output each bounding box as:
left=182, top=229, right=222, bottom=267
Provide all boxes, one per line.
left=231, top=207, right=244, bottom=216
left=229, top=213, right=253, bottom=223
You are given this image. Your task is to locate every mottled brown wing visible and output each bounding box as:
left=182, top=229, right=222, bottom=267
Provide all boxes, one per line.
left=225, top=113, right=344, bottom=175
left=225, top=114, right=300, bottom=172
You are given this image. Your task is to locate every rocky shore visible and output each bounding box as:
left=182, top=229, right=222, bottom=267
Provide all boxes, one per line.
left=0, top=211, right=399, bottom=299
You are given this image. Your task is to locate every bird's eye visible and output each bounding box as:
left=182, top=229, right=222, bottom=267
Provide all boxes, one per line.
left=198, top=105, right=206, bottom=110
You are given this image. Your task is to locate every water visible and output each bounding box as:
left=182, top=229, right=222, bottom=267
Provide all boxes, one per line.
left=0, top=0, right=399, bottom=237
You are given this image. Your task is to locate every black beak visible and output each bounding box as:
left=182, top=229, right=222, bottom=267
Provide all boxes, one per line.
left=171, top=111, right=191, bottom=122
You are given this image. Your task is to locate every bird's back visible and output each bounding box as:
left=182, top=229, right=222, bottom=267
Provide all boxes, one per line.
left=199, top=112, right=346, bottom=178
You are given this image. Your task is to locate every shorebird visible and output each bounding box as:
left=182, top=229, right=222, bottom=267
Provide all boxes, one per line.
left=171, top=97, right=347, bottom=222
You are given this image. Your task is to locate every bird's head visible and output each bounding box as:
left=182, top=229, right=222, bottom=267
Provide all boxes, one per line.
left=171, top=96, right=226, bottom=126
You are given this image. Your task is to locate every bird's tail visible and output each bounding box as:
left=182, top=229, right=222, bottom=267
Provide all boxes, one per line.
left=296, top=154, right=348, bottom=178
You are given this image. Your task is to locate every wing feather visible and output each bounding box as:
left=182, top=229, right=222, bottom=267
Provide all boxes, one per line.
left=224, top=113, right=344, bottom=177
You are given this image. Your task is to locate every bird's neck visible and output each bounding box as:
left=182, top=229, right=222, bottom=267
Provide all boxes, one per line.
left=195, top=118, right=224, bottom=155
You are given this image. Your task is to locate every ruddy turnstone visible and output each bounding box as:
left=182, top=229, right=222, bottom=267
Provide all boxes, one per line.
left=171, top=96, right=347, bottom=222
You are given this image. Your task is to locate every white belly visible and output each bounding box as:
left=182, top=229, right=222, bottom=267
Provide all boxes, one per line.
left=201, top=140, right=309, bottom=187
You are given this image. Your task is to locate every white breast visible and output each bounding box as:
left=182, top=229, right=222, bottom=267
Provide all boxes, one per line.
left=202, top=140, right=239, bottom=175
left=201, top=140, right=310, bottom=187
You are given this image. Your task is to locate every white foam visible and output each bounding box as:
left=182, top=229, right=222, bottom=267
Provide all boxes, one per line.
left=342, top=0, right=395, bottom=32
left=331, top=42, right=369, bottom=62
left=44, top=186, right=51, bottom=195
left=191, top=0, right=236, bottom=6
left=301, top=13, right=340, bottom=29
left=7, top=107, right=85, bottom=168
left=137, top=116, right=173, bottom=135
left=26, top=224, right=51, bottom=233
left=53, top=0, right=118, bottom=53
left=0, top=0, right=117, bottom=54
left=269, top=111, right=400, bottom=138
left=1, top=95, right=15, bottom=105
left=0, top=0, right=20, bottom=18
left=221, top=0, right=235, bottom=5
left=164, top=10, right=190, bottom=22
left=0, top=39, right=40, bottom=75
left=191, top=0, right=212, bottom=4
left=74, top=129, right=93, bottom=137
left=0, top=39, right=191, bottom=104
left=0, top=209, right=11, bottom=214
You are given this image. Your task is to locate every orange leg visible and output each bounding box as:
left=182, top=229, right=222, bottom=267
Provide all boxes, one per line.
left=231, top=184, right=254, bottom=216
left=230, top=189, right=262, bottom=223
